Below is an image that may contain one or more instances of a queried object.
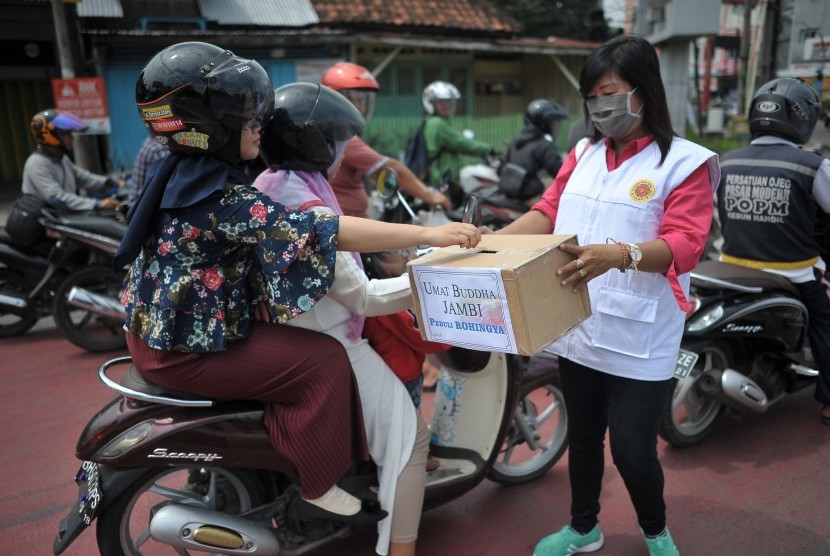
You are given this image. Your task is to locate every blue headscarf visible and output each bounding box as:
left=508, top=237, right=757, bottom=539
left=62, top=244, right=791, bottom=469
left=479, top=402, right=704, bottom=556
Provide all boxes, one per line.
left=114, top=132, right=250, bottom=269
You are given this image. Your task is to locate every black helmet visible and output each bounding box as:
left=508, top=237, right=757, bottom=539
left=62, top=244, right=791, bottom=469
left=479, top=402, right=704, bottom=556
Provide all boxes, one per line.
left=525, top=99, right=568, bottom=133
left=31, top=109, right=88, bottom=146
left=749, top=77, right=820, bottom=144
left=135, top=41, right=274, bottom=155
left=260, top=82, right=365, bottom=171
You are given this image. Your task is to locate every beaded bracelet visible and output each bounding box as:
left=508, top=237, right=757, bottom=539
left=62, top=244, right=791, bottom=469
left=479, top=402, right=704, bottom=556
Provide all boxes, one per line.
left=606, top=237, right=634, bottom=273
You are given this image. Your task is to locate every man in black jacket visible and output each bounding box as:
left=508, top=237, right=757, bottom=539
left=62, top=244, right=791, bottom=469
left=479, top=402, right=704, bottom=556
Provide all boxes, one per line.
left=500, top=99, right=567, bottom=202
left=717, top=78, right=830, bottom=425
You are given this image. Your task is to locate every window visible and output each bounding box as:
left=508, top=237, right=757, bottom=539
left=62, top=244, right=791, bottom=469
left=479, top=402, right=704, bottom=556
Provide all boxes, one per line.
left=397, top=67, right=416, bottom=96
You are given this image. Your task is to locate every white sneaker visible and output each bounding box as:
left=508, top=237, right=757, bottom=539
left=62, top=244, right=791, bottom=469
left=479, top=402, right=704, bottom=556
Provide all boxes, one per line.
left=302, top=485, right=361, bottom=516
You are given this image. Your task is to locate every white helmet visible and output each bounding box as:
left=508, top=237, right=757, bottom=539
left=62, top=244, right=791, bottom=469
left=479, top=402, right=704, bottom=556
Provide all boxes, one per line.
left=423, top=81, right=461, bottom=115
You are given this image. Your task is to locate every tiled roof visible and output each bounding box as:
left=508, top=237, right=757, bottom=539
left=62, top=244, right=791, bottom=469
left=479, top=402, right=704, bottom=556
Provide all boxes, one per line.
left=311, top=0, right=521, bottom=34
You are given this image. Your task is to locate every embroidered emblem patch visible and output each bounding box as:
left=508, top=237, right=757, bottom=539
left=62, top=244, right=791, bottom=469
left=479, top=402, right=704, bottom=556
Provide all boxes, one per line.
left=630, top=179, right=656, bottom=202
left=172, top=130, right=210, bottom=150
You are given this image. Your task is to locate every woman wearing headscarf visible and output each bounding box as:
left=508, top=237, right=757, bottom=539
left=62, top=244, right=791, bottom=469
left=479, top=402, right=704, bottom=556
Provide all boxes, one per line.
left=116, top=42, right=480, bottom=524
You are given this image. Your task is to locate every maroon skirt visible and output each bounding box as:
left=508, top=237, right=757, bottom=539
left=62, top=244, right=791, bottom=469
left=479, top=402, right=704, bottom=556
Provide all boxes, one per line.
left=127, top=322, right=368, bottom=499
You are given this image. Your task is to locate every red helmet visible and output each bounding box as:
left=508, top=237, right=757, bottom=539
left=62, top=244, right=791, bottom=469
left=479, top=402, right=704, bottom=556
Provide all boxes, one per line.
left=321, top=62, right=379, bottom=92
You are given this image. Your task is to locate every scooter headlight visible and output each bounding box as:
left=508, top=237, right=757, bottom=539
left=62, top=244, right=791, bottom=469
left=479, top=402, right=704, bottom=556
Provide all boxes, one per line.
left=100, top=421, right=153, bottom=458
left=687, top=303, right=724, bottom=332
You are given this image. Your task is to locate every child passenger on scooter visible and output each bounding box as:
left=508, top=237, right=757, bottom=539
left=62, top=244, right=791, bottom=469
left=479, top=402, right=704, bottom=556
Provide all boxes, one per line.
left=252, top=82, right=429, bottom=556
left=115, top=42, right=480, bottom=528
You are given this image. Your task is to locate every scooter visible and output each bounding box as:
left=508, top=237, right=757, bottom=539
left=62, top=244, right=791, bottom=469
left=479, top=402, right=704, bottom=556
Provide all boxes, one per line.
left=53, top=348, right=567, bottom=555
left=53, top=185, right=568, bottom=555
left=364, top=172, right=567, bottom=485
left=659, top=259, right=820, bottom=447
left=371, top=165, right=527, bottom=232
left=457, top=160, right=530, bottom=230
left=0, top=208, right=127, bottom=351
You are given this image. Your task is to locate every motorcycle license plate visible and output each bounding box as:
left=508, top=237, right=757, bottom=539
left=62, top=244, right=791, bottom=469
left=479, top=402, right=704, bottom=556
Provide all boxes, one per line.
left=53, top=462, right=104, bottom=553
left=674, top=349, right=699, bottom=379
left=74, top=461, right=103, bottom=526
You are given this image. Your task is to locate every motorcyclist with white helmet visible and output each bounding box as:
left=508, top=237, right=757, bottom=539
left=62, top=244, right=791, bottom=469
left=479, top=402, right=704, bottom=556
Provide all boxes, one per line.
left=422, top=81, right=495, bottom=187
left=716, top=77, right=830, bottom=426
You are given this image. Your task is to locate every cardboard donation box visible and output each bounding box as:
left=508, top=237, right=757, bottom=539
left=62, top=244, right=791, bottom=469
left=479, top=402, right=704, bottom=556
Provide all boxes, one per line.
left=407, top=234, right=591, bottom=356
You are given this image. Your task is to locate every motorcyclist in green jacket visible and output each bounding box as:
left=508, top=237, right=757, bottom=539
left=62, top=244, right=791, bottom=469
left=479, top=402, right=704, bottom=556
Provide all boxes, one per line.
left=422, top=81, right=494, bottom=187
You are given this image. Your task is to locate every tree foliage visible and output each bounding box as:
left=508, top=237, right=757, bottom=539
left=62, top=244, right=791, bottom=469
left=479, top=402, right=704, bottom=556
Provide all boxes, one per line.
left=499, top=0, right=611, bottom=41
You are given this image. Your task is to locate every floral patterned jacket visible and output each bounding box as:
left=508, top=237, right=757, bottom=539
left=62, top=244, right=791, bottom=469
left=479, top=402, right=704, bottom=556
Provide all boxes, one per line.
left=121, top=184, right=339, bottom=352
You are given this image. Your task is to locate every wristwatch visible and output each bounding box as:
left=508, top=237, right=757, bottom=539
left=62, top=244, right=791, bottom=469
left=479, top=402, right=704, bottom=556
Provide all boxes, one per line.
left=626, top=243, right=642, bottom=269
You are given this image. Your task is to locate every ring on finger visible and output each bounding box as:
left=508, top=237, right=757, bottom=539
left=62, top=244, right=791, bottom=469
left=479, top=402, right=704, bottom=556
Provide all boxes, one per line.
left=576, top=258, right=585, bottom=270
left=578, top=269, right=587, bottom=278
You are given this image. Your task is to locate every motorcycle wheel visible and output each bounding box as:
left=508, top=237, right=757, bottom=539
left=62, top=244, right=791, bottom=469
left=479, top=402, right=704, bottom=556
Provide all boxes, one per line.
left=96, top=466, right=264, bottom=555
left=487, top=367, right=568, bottom=486
left=659, top=343, right=729, bottom=447
left=53, top=265, right=126, bottom=352
left=0, top=269, right=39, bottom=337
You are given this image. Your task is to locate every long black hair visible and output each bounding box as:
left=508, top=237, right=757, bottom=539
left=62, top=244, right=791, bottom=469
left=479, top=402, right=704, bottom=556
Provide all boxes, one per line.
left=579, top=34, right=675, bottom=165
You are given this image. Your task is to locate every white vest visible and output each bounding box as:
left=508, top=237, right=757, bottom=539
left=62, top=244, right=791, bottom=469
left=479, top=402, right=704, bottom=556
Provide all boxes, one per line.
left=548, top=137, right=719, bottom=380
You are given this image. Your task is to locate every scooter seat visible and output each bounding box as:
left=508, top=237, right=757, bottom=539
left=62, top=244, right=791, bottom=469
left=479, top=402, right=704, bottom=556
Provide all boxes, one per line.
left=51, top=214, right=127, bottom=240
left=120, top=365, right=217, bottom=402
left=693, top=260, right=801, bottom=297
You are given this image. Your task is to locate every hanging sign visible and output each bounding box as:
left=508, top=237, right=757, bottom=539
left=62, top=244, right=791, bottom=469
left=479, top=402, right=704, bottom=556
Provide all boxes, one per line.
left=51, top=77, right=111, bottom=134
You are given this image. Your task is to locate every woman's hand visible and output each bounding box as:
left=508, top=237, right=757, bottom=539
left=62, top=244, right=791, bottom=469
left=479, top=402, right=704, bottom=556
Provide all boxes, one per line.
left=340, top=217, right=479, bottom=252
left=557, top=242, right=624, bottom=291
left=253, top=302, right=271, bottom=322
left=422, top=222, right=481, bottom=249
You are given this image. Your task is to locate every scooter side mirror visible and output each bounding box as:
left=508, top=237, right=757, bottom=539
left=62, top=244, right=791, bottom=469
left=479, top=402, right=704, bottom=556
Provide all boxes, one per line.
left=376, top=167, right=399, bottom=200
left=462, top=195, right=481, bottom=228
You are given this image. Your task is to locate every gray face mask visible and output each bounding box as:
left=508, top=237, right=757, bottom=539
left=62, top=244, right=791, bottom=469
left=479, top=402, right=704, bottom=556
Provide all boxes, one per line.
left=586, top=89, right=642, bottom=139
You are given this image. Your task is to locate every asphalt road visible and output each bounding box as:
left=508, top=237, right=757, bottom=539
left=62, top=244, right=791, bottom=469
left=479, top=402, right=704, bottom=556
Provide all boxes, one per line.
left=0, top=324, right=828, bottom=556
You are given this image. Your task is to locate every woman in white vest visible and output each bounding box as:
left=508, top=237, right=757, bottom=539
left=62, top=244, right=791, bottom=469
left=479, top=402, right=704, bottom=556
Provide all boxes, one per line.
left=498, top=35, right=720, bottom=556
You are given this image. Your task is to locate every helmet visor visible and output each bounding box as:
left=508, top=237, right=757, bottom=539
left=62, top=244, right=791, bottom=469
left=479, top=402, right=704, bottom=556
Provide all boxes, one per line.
left=341, top=89, right=376, bottom=121
left=52, top=112, right=89, bottom=133
left=308, top=87, right=366, bottom=142
left=436, top=98, right=457, bottom=117
left=206, top=55, right=274, bottom=131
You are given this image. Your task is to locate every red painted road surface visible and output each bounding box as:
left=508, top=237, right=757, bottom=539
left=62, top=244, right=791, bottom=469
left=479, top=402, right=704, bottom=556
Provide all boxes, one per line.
left=1, top=324, right=829, bottom=555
